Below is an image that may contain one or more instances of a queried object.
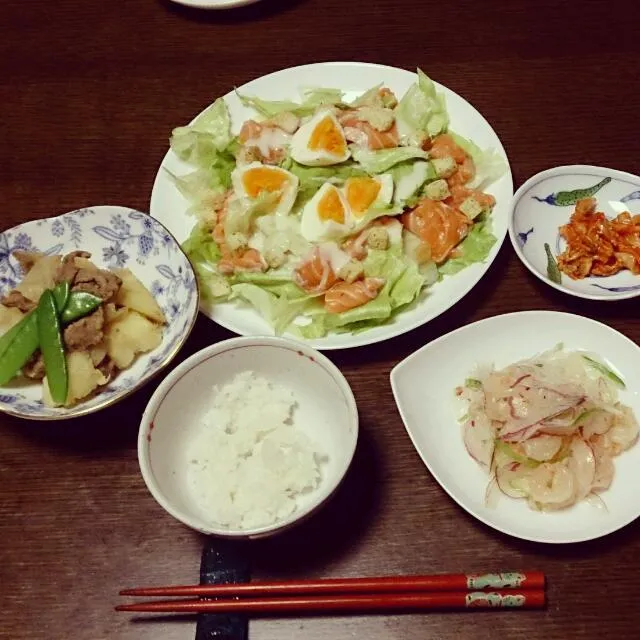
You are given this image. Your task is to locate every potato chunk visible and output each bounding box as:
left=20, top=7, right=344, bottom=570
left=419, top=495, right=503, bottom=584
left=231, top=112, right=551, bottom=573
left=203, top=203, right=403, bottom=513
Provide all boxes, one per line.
left=43, top=351, right=107, bottom=407
left=15, top=255, right=61, bottom=302
left=105, top=310, right=163, bottom=369
left=113, top=269, right=166, bottom=324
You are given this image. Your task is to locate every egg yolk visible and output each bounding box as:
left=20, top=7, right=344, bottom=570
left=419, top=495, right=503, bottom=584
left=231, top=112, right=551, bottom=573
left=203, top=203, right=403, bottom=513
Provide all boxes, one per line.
left=345, top=178, right=381, bottom=217
left=318, top=187, right=346, bottom=224
left=242, top=168, right=289, bottom=198
left=308, top=116, right=347, bottom=155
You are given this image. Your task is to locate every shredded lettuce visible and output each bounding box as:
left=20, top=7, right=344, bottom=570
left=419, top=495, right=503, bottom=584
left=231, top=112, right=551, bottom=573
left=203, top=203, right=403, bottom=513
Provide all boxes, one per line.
left=352, top=146, right=428, bottom=174
left=438, top=220, right=497, bottom=276
left=395, top=69, right=449, bottom=146
left=238, top=87, right=345, bottom=118
left=170, top=98, right=233, bottom=165
left=450, top=132, right=506, bottom=191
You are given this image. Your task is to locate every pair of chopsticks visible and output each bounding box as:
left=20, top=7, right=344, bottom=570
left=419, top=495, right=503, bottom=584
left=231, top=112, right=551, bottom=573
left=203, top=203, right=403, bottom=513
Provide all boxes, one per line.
left=117, top=571, right=546, bottom=615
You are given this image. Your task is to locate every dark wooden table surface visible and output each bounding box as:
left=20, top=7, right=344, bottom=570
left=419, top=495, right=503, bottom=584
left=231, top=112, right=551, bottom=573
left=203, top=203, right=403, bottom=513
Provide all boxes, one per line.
left=2, top=0, right=639, bottom=638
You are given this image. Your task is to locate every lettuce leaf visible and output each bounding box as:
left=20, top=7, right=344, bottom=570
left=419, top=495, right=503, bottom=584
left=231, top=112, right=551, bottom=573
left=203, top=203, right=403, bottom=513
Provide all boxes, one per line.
left=238, top=87, right=345, bottom=118
left=295, top=247, right=425, bottom=337
left=223, top=191, right=280, bottom=239
left=438, top=220, right=497, bottom=276
left=395, top=69, right=449, bottom=146
left=450, top=132, right=507, bottom=191
left=281, top=159, right=367, bottom=206
left=170, top=98, right=233, bottom=165
left=352, top=146, right=428, bottom=174
left=229, top=283, right=314, bottom=335
left=181, top=222, right=230, bottom=301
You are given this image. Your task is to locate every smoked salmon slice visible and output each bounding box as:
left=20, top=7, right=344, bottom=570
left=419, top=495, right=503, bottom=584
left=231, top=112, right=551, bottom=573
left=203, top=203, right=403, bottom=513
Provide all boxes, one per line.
left=218, top=249, right=267, bottom=275
left=324, top=277, right=385, bottom=313
left=293, top=248, right=338, bottom=293
left=428, top=134, right=468, bottom=163
left=340, top=114, right=400, bottom=150
left=447, top=185, right=496, bottom=211
left=401, top=199, right=471, bottom=264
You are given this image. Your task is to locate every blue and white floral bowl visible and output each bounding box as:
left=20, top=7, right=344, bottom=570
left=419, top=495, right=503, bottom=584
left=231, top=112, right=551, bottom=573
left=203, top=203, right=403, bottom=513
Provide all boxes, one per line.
left=0, top=205, right=199, bottom=420
left=509, top=165, right=640, bottom=301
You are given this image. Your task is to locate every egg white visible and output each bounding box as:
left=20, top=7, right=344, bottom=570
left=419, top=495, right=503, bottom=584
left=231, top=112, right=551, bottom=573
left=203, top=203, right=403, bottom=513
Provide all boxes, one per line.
left=231, top=162, right=299, bottom=216
left=300, top=182, right=352, bottom=242
left=290, top=110, right=351, bottom=167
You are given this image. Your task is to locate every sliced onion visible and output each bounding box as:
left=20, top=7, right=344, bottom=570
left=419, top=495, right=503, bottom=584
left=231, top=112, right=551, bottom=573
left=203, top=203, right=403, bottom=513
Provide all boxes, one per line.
left=568, top=438, right=596, bottom=500
left=463, top=415, right=495, bottom=468
left=495, top=463, right=531, bottom=499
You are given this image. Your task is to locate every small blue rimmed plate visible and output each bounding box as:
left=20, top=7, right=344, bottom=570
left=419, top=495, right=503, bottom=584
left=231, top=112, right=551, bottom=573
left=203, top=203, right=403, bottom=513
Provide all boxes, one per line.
left=0, top=206, right=199, bottom=421
left=509, top=165, right=640, bottom=301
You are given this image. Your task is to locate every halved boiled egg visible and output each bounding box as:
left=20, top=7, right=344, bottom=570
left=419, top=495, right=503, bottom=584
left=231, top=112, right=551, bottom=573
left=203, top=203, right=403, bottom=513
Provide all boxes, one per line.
left=231, top=162, right=299, bottom=216
left=290, top=110, right=351, bottom=166
left=343, top=174, right=394, bottom=220
left=300, top=182, right=352, bottom=242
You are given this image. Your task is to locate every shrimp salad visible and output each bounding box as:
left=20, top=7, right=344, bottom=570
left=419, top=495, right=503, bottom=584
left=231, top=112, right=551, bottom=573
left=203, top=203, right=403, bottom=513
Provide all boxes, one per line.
left=457, top=345, right=639, bottom=511
left=172, top=69, right=506, bottom=338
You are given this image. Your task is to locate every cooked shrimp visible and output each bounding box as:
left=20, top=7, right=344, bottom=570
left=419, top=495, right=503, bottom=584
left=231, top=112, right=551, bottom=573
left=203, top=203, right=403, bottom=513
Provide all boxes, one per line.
left=323, top=277, right=385, bottom=313
left=401, top=199, right=471, bottom=263
left=293, top=248, right=338, bottom=293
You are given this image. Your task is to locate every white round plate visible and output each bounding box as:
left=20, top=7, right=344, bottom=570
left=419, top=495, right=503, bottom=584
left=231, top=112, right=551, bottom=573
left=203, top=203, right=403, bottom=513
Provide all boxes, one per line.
left=169, top=0, right=259, bottom=9
left=509, top=165, right=640, bottom=301
left=151, top=62, right=513, bottom=350
left=391, top=311, right=640, bottom=544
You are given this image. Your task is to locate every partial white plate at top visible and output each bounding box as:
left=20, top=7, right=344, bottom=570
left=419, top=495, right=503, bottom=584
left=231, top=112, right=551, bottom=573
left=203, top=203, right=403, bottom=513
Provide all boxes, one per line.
left=169, top=0, right=260, bottom=9
left=151, top=62, right=514, bottom=350
left=391, top=311, right=640, bottom=543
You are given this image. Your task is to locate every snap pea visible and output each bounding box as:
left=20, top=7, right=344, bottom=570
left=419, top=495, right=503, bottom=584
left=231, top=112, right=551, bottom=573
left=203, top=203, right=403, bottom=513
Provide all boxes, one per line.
left=60, top=291, right=102, bottom=324
left=37, top=290, right=68, bottom=405
left=0, top=312, right=39, bottom=385
left=53, top=281, right=70, bottom=313
left=0, top=312, right=34, bottom=360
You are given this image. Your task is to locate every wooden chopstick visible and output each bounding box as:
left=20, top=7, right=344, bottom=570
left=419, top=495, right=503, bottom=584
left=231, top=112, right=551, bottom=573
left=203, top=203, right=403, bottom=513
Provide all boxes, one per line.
left=116, top=589, right=546, bottom=614
left=120, top=571, right=545, bottom=598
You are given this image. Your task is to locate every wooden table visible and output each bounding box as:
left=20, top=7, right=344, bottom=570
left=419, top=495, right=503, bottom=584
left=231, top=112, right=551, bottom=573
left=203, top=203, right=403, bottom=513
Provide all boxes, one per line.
left=1, top=0, right=639, bottom=638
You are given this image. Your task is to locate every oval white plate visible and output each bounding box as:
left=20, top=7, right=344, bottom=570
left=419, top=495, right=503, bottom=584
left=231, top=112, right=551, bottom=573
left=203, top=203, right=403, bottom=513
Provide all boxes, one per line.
left=391, top=311, right=640, bottom=543
left=509, top=165, right=640, bottom=301
left=151, top=62, right=513, bottom=350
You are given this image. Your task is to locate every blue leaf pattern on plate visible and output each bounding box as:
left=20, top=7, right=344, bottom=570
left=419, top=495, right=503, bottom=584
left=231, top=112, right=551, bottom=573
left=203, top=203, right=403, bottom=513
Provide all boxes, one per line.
left=517, top=227, right=534, bottom=248
left=591, top=283, right=640, bottom=293
left=621, top=190, right=640, bottom=203
left=0, top=206, right=197, bottom=418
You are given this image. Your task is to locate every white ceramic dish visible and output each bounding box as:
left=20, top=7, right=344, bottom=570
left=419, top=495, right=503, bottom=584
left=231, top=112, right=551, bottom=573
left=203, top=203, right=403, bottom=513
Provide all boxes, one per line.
left=169, top=0, right=259, bottom=9
left=509, top=165, right=640, bottom=301
left=138, top=336, right=359, bottom=538
left=0, top=206, right=198, bottom=421
left=150, top=61, right=514, bottom=350
left=391, top=311, right=640, bottom=544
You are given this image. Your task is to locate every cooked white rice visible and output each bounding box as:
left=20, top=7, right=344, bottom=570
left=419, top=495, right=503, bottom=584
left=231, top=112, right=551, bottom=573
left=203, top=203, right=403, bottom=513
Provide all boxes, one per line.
left=186, top=371, right=325, bottom=530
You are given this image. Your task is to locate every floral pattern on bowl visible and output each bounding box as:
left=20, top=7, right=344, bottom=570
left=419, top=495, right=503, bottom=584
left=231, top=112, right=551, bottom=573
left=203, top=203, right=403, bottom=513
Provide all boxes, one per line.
left=509, top=165, right=640, bottom=300
left=0, top=206, right=199, bottom=420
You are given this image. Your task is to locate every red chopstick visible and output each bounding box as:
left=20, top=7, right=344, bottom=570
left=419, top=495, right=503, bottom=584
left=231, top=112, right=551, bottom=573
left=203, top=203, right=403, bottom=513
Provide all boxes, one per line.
left=116, top=589, right=545, bottom=614
left=120, top=571, right=545, bottom=598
